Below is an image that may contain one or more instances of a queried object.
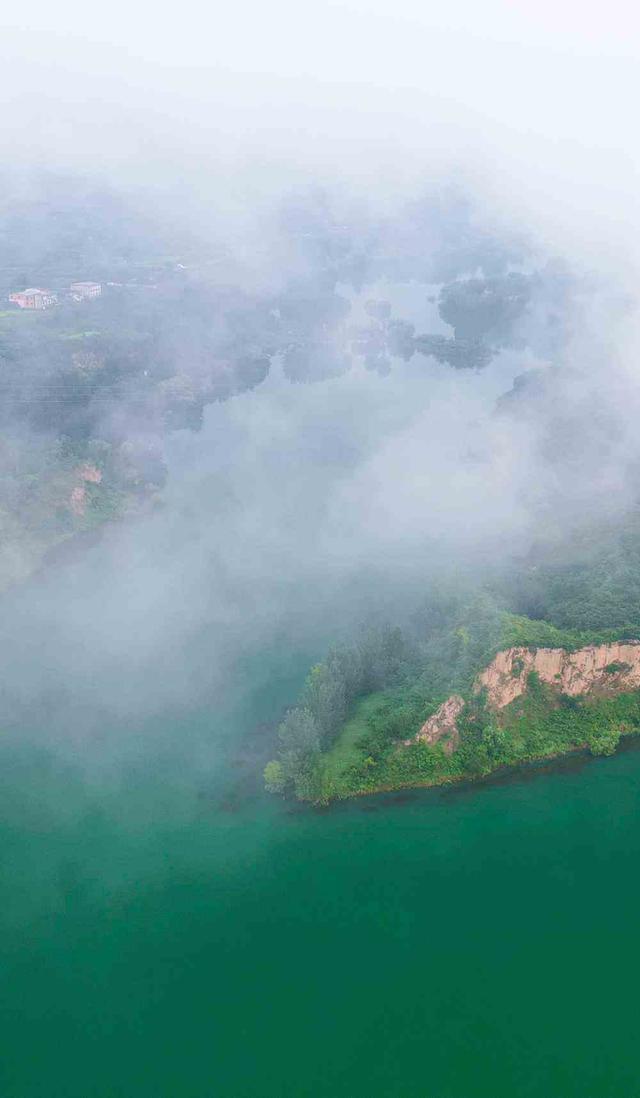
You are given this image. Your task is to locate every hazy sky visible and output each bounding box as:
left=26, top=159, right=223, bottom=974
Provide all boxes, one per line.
left=2, top=1, right=639, bottom=272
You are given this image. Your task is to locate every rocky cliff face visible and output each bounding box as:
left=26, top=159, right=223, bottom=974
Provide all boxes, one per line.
left=405, top=694, right=465, bottom=754
left=406, top=641, right=640, bottom=751
left=476, top=642, right=640, bottom=709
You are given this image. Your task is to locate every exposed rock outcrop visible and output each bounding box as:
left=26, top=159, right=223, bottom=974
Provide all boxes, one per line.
left=78, top=464, right=102, bottom=485
left=404, top=641, right=640, bottom=752
left=405, top=694, right=465, bottom=754
left=475, top=642, right=640, bottom=709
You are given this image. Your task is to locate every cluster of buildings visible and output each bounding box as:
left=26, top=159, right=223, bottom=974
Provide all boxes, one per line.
left=8, top=281, right=102, bottom=310
left=9, top=288, right=58, bottom=310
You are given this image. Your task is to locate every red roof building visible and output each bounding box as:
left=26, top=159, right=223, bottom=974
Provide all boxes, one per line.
left=9, top=288, right=57, bottom=310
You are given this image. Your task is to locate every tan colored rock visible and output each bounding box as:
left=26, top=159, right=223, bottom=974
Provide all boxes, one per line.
left=78, top=464, right=102, bottom=484
left=475, top=642, right=640, bottom=709
left=406, top=694, right=465, bottom=755
left=402, top=640, right=640, bottom=756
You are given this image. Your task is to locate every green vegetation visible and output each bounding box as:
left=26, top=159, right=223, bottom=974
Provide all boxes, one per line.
left=0, top=432, right=144, bottom=593
left=320, top=692, right=388, bottom=787
left=410, top=597, right=640, bottom=714
left=294, top=675, right=640, bottom=803
left=266, top=593, right=640, bottom=803
left=263, top=626, right=412, bottom=802
left=497, top=614, right=618, bottom=651
left=503, top=509, right=640, bottom=631
left=263, top=760, right=286, bottom=793
left=315, top=687, right=455, bottom=801
left=59, top=330, right=102, bottom=341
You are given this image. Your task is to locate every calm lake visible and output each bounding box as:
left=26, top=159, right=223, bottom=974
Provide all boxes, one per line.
left=2, top=664, right=640, bottom=1098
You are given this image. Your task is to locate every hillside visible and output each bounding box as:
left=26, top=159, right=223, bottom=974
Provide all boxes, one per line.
left=325, top=643, right=640, bottom=802
left=265, top=606, right=640, bottom=803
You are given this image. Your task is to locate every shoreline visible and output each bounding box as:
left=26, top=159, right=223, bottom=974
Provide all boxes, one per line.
left=309, top=731, right=640, bottom=806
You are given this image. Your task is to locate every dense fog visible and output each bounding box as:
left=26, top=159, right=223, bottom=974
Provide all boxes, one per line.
left=1, top=1, right=640, bottom=773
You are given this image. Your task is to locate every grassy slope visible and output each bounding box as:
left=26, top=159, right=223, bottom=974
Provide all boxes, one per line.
left=316, top=686, right=460, bottom=801
left=320, top=692, right=388, bottom=791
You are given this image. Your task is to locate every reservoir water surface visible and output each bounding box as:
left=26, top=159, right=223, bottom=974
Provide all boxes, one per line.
left=2, top=669, right=640, bottom=1098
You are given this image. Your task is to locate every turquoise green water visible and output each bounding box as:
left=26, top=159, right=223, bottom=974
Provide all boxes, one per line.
left=3, top=682, right=640, bottom=1098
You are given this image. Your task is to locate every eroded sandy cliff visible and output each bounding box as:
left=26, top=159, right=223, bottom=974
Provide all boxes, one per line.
left=407, top=641, right=640, bottom=750
left=476, top=642, right=640, bottom=709
left=406, top=694, right=465, bottom=754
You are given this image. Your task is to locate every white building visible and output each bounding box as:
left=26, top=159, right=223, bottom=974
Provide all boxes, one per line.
left=9, top=288, right=57, bottom=310
left=70, top=281, right=102, bottom=300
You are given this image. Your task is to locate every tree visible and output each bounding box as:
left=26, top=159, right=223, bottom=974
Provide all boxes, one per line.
left=301, top=661, right=348, bottom=742
left=263, top=760, right=286, bottom=794
left=277, top=707, right=321, bottom=797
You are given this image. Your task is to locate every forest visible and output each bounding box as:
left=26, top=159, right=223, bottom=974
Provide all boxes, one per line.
left=265, top=526, right=640, bottom=802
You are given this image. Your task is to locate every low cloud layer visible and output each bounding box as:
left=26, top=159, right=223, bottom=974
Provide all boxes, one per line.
left=1, top=4, right=640, bottom=781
